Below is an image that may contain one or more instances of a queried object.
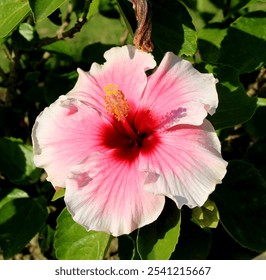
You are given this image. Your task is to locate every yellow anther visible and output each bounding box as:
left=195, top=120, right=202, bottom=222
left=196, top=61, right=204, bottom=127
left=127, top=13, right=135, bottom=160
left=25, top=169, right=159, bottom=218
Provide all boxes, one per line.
left=103, top=84, right=130, bottom=121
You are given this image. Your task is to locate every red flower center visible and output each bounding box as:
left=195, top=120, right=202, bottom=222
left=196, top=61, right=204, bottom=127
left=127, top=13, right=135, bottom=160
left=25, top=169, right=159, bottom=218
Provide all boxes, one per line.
left=102, top=109, right=160, bottom=161
left=101, top=84, right=160, bottom=161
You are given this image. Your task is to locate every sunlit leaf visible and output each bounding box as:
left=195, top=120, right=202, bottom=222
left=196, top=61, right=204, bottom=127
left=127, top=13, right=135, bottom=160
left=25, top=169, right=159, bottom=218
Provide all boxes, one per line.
left=0, top=188, right=29, bottom=210
left=51, top=188, right=65, bottom=201
left=137, top=199, right=181, bottom=260
left=42, top=40, right=74, bottom=57
left=192, top=199, right=220, bottom=229
left=54, top=208, right=111, bottom=260
left=87, top=0, right=100, bottom=20
left=257, top=98, right=266, bottom=107
left=228, top=0, right=266, bottom=15
left=198, top=24, right=227, bottom=63
left=18, top=23, right=35, bottom=41
left=29, top=0, right=67, bottom=22
left=0, top=0, right=31, bottom=38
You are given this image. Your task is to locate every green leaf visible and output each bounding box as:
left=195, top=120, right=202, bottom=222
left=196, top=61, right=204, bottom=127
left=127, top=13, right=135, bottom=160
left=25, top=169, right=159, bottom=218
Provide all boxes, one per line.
left=18, top=22, right=34, bottom=41
left=51, top=188, right=65, bottom=201
left=208, top=223, right=258, bottom=260
left=0, top=137, right=42, bottom=185
left=29, top=0, right=67, bottom=22
left=54, top=208, right=111, bottom=260
left=137, top=199, right=181, bottom=260
left=99, top=0, right=119, bottom=19
left=206, top=65, right=257, bottom=129
left=0, top=188, right=29, bottom=210
left=197, top=0, right=222, bottom=16
left=153, top=0, right=197, bottom=58
left=0, top=197, right=48, bottom=259
left=211, top=160, right=266, bottom=252
left=245, top=107, right=266, bottom=139
left=218, top=11, right=266, bottom=73
left=228, top=0, right=266, bottom=15
left=171, top=210, right=212, bottom=260
left=0, top=0, right=31, bottom=38
left=116, top=0, right=134, bottom=36
left=40, top=12, right=126, bottom=63
left=190, top=0, right=224, bottom=26
left=87, top=0, right=100, bottom=20
left=198, top=24, right=228, bottom=64
left=117, top=0, right=197, bottom=60
left=152, top=0, right=197, bottom=56
left=42, top=40, right=74, bottom=57
left=257, top=97, right=266, bottom=107
left=248, top=1, right=266, bottom=13
left=39, top=224, right=55, bottom=257
left=192, top=199, right=220, bottom=229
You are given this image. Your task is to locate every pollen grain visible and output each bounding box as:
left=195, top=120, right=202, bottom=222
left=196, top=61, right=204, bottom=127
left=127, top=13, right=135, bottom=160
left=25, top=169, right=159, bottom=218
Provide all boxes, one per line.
left=103, top=84, right=130, bottom=121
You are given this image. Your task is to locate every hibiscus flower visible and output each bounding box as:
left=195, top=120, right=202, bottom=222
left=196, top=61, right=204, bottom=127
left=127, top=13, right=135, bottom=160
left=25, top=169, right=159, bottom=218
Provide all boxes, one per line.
left=32, top=45, right=227, bottom=236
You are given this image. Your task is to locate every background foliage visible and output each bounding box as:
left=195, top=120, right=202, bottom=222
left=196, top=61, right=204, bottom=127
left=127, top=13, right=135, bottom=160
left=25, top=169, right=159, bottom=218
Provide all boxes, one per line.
left=0, top=0, right=266, bottom=260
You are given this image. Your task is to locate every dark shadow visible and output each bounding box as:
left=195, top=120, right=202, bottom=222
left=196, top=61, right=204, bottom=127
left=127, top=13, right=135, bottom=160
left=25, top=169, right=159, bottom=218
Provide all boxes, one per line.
left=82, top=43, right=117, bottom=66
left=151, top=0, right=188, bottom=62
left=171, top=207, right=212, bottom=260
left=198, top=38, right=220, bottom=63
left=208, top=224, right=258, bottom=260
left=0, top=197, right=47, bottom=259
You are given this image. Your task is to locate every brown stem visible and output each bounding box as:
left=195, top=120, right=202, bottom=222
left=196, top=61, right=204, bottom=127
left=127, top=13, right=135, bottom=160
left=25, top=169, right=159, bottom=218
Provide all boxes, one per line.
left=132, top=0, right=154, bottom=53
left=56, top=2, right=73, bottom=38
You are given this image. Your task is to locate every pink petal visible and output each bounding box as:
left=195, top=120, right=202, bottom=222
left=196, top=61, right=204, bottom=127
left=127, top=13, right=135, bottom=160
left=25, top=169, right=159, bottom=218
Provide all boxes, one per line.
left=32, top=97, right=108, bottom=187
left=66, top=69, right=107, bottom=114
left=140, top=120, right=227, bottom=208
left=67, top=45, right=156, bottom=112
left=141, top=52, right=218, bottom=127
left=65, top=152, right=165, bottom=236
